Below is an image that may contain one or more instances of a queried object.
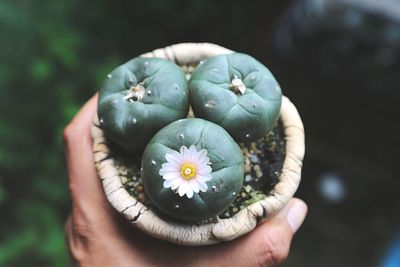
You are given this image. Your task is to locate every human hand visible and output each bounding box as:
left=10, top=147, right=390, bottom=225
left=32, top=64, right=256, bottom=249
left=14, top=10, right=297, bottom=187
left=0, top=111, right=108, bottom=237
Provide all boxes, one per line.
left=63, top=94, right=308, bottom=267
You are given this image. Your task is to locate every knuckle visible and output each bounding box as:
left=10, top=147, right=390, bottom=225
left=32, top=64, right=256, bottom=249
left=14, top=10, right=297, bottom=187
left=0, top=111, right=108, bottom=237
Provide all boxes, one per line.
left=73, top=220, right=93, bottom=242
left=65, top=214, right=93, bottom=262
left=71, top=212, right=94, bottom=244
left=68, top=179, right=79, bottom=198
left=257, top=229, right=290, bottom=266
left=63, top=123, right=77, bottom=146
left=270, top=245, right=289, bottom=266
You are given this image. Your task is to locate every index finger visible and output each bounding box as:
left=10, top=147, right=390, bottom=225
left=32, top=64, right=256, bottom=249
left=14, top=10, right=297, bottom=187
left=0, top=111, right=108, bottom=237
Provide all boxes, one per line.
left=63, top=93, right=107, bottom=207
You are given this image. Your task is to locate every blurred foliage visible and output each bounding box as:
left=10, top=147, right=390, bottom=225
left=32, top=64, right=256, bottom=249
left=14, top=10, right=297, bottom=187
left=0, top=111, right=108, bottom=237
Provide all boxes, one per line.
left=0, top=1, right=89, bottom=266
left=0, top=0, right=287, bottom=266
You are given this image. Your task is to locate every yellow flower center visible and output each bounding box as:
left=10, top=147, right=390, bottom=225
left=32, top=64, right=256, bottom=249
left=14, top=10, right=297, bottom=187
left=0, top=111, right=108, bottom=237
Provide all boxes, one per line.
left=180, top=163, right=197, bottom=180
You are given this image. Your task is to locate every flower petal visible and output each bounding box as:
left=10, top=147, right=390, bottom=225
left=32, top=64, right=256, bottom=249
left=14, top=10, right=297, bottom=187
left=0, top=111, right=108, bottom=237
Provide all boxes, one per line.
left=178, top=183, right=188, bottom=197
left=196, top=156, right=211, bottom=167
left=165, top=151, right=183, bottom=166
left=171, top=180, right=180, bottom=190
left=194, top=149, right=207, bottom=162
left=189, top=179, right=200, bottom=193
left=196, top=174, right=212, bottom=183
left=188, top=145, right=199, bottom=162
left=179, top=146, right=188, bottom=158
left=197, top=165, right=212, bottom=175
left=160, top=163, right=179, bottom=174
left=161, top=171, right=181, bottom=180
left=197, top=181, right=208, bottom=192
left=163, top=178, right=178, bottom=188
left=186, top=189, right=194, bottom=198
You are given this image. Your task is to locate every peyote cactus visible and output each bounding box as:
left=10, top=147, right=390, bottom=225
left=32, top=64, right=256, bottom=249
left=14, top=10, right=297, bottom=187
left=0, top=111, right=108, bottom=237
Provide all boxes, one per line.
left=141, top=118, right=244, bottom=222
left=92, top=43, right=305, bottom=245
left=189, top=53, right=282, bottom=142
left=98, top=57, right=189, bottom=151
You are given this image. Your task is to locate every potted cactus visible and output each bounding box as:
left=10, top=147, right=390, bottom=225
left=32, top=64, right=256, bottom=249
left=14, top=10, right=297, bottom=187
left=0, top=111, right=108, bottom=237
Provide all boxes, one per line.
left=189, top=53, right=282, bottom=142
left=142, top=118, right=244, bottom=222
left=92, top=43, right=305, bottom=245
left=97, top=57, right=189, bottom=151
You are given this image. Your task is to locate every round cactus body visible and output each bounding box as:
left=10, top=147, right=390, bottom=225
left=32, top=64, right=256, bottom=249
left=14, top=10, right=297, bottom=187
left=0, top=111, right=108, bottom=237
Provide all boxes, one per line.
left=141, top=118, right=244, bottom=222
left=98, top=57, right=189, bottom=151
left=189, top=53, right=282, bottom=142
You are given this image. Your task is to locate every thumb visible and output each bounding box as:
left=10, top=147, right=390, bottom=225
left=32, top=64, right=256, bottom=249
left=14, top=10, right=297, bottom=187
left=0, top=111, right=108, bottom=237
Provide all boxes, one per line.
left=212, top=198, right=307, bottom=267
left=250, top=198, right=308, bottom=266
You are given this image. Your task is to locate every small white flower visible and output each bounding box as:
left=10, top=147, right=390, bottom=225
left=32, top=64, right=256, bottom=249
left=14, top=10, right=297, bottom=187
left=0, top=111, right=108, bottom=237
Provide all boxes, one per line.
left=159, top=145, right=212, bottom=199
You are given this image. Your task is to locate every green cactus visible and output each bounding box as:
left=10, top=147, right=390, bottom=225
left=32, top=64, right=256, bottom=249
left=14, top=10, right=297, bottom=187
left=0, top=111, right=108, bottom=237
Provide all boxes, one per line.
left=141, top=118, right=244, bottom=222
left=98, top=57, right=189, bottom=151
left=189, top=53, right=282, bottom=142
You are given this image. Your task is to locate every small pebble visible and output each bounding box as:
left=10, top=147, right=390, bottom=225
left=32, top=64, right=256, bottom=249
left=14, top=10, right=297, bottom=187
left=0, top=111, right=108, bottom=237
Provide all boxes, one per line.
left=244, top=185, right=252, bottom=193
left=254, top=165, right=263, bottom=178
left=244, top=158, right=251, bottom=173
left=245, top=174, right=252, bottom=182
left=135, top=185, right=143, bottom=192
left=138, top=193, right=145, bottom=202
left=232, top=207, right=239, bottom=213
left=251, top=143, right=257, bottom=152
left=249, top=154, right=260, bottom=164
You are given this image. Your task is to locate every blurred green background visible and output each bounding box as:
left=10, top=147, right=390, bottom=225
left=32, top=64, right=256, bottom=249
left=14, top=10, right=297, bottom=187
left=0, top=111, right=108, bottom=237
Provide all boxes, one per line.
left=1, top=0, right=399, bottom=266
left=0, top=1, right=286, bottom=266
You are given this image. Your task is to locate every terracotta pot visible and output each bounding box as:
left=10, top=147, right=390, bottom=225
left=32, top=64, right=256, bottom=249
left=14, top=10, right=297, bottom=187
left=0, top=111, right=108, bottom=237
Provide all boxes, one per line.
left=91, top=43, right=305, bottom=246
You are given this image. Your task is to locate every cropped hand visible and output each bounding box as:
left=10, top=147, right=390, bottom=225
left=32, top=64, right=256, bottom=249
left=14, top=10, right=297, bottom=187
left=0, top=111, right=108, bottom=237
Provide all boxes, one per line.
left=63, top=94, right=307, bottom=267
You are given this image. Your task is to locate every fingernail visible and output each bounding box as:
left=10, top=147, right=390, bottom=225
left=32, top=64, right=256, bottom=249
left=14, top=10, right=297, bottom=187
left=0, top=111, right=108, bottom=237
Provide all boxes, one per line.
left=287, top=200, right=307, bottom=233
